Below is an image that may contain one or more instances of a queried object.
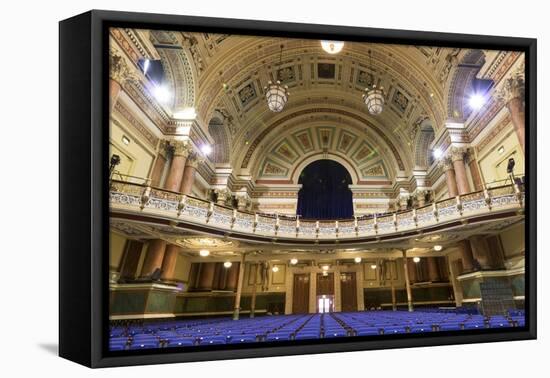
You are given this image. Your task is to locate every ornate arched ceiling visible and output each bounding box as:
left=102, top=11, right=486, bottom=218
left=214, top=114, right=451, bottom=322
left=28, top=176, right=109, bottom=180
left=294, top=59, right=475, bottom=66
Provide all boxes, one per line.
left=146, top=31, right=471, bottom=178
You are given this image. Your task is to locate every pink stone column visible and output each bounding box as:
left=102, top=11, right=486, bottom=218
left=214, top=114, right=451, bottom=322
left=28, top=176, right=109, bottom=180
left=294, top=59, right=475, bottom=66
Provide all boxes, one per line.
left=164, top=141, right=189, bottom=192
left=161, top=244, right=181, bottom=281
left=451, top=148, right=471, bottom=195
left=440, top=158, right=458, bottom=197
left=140, top=239, right=167, bottom=278
left=110, top=78, right=122, bottom=113
left=508, top=97, right=525, bottom=153
left=180, top=153, right=200, bottom=195
left=427, top=257, right=441, bottom=282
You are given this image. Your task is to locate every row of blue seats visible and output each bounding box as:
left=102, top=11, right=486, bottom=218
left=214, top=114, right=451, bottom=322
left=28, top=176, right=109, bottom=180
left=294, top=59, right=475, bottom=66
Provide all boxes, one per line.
left=110, top=311, right=525, bottom=350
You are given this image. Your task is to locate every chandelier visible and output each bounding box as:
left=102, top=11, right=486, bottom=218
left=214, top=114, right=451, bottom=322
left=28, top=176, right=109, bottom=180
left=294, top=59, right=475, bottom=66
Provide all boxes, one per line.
left=320, top=40, right=344, bottom=54
left=265, top=80, right=289, bottom=112
left=362, top=49, right=386, bottom=115
left=363, top=84, right=386, bottom=115
left=265, top=44, right=290, bottom=112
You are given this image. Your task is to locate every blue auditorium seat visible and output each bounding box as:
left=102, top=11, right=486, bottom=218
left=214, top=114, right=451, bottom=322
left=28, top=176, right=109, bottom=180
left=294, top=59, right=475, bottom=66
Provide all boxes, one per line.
left=266, top=332, right=292, bottom=341
left=166, top=338, right=195, bottom=347
left=198, top=335, right=228, bottom=345
left=381, top=326, right=407, bottom=334
left=438, top=323, right=462, bottom=331
left=129, top=341, right=159, bottom=349
left=228, top=335, right=257, bottom=344
left=409, top=325, right=432, bottom=333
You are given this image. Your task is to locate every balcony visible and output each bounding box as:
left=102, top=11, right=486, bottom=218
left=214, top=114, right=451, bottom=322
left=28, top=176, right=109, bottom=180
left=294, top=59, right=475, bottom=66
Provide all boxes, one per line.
left=110, top=180, right=525, bottom=245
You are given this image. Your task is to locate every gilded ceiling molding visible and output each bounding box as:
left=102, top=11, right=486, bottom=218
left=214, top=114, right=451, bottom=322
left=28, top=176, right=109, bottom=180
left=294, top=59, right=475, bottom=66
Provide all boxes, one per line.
left=240, top=107, right=406, bottom=171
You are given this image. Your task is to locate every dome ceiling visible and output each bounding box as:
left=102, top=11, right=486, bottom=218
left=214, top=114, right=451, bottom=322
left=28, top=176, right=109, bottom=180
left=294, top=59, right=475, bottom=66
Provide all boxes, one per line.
left=147, top=31, right=479, bottom=179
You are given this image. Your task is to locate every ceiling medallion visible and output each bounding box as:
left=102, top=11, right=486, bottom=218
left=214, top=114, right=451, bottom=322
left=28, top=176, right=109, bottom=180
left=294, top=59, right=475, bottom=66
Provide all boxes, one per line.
left=320, top=40, right=344, bottom=54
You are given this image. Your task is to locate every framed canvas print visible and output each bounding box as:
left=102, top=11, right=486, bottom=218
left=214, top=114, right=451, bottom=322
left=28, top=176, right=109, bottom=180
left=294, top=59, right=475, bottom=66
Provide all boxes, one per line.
left=59, top=10, right=536, bottom=368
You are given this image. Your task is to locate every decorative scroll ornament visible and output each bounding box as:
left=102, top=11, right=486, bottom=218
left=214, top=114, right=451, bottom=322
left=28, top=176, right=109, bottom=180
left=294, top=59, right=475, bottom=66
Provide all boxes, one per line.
left=265, top=80, right=289, bottom=113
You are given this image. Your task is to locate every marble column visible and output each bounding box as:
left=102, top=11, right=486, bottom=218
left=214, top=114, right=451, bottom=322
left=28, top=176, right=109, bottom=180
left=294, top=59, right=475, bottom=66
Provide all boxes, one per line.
left=440, top=158, right=458, bottom=197
left=232, top=254, right=246, bottom=320
left=416, top=190, right=427, bottom=207
left=406, top=258, right=417, bottom=284
left=468, top=158, right=484, bottom=191
left=140, top=239, right=167, bottom=278
left=160, top=244, right=181, bottom=281
left=498, top=70, right=525, bottom=153
left=458, top=239, right=476, bottom=273
left=164, top=141, right=189, bottom=192
left=451, top=147, right=471, bottom=195
left=250, top=263, right=258, bottom=318
left=180, top=151, right=200, bottom=195
left=427, top=257, right=441, bottom=282
left=402, top=252, right=414, bottom=312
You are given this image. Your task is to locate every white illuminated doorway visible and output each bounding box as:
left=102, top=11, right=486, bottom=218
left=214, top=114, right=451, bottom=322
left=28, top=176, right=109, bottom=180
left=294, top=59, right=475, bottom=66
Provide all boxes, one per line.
left=317, top=295, right=334, bottom=313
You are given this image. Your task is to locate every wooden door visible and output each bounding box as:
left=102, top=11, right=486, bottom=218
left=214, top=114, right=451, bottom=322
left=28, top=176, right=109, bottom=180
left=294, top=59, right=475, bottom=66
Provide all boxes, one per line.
left=317, top=273, right=335, bottom=295
left=292, top=274, right=310, bottom=314
left=340, top=272, right=357, bottom=312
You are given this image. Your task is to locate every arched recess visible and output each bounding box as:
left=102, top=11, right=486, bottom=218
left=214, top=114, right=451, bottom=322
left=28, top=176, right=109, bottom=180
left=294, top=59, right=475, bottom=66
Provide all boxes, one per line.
left=413, top=119, right=436, bottom=169
left=291, top=153, right=361, bottom=185
left=150, top=30, right=197, bottom=112
left=207, top=110, right=231, bottom=164
left=297, top=160, right=354, bottom=219
left=446, top=49, right=486, bottom=121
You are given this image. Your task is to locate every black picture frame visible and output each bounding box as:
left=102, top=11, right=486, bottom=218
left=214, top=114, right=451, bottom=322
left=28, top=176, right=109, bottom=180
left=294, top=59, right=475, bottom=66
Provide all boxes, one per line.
left=59, top=9, right=537, bottom=368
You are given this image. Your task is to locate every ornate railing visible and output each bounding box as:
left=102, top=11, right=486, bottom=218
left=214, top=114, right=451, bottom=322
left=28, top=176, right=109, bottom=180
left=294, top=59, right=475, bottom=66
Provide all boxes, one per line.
left=110, top=180, right=524, bottom=241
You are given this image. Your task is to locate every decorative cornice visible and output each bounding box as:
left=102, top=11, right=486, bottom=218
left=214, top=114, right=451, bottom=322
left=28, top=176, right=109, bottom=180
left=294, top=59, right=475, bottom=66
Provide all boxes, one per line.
left=450, top=146, right=468, bottom=162
left=109, top=49, right=136, bottom=84
left=112, top=102, right=159, bottom=147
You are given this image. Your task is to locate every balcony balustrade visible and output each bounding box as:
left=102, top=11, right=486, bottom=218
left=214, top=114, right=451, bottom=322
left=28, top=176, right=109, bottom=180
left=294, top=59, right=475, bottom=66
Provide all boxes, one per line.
left=110, top=179, right=524, bottom=242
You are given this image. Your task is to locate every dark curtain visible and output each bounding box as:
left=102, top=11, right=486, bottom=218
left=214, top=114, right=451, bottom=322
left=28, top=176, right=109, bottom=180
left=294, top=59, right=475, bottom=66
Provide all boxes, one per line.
left=297, top=160, right=353, bottom=219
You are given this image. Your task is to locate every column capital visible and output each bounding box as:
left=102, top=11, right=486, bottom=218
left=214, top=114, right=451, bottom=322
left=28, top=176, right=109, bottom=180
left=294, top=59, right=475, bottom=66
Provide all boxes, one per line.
left=450, top=146, right=468, bottom=162
left=438, top=156, right=454, bottom=171
left=185, top=150, right=205, bottom=168
left=109, top=49, right=136, bottom=85
left=497, top=65, right=525, bottom=105
left=171, top=140, right=191, bottom=157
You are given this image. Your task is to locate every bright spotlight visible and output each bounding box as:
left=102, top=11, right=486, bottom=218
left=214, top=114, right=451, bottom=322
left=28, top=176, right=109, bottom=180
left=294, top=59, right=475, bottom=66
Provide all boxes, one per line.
left=468, top=94, right=485, bottom=110
left=321, top=40, right=344, bottom=54
left=433, top=245, right=443, bottom=252
left=354, top=257, right=362, bottom=263
left=290, top=258, right=298, bottom=265
left=199, top=249, right=210, bottom=257
left=272, top=266, right=279, bottom=273
left=201, top=144, right=212, bottom=156
left=153, top=85, right=171, bottom=104
left=433, top=148, right=443, bottom=159
left=413, top=257, right=421, bottom=263
left=322, top=265, right=329, bottom=271
left=173, top=107, right=197, bottom=120
left=370, top=264, right=377, bottom=270
left=223, top=261, right=232, bottom=268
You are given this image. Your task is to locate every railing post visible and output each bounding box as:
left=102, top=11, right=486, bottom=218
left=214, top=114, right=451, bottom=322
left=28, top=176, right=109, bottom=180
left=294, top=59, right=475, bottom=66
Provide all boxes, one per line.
left=412, top=208, right=417, bottom=227
left=354, top=215, right=358, bottom=236
left=253, top=213, right=258, bottom=233
left=296, top=216, right=300, bottom=237
left=373, top=213, right=378, bottom=234
left=275, top=213, right=280, bottom=235
left=432, top=202, right=439, bottom=222
left=315, top=220, right=320, bottom=238
left=393, top=213, right=398, bottom=232
left=206, top=202, right=214, bottom=223
left=513, top=182, right=523, bottom=206
left=231, top=209, right=237, bottom=229
left=335, top=220, right=339, bottom=238
left=483, top=188, right=492, bottom=210
left=140, top=185, right=151, bottom=210
left=177, top=195, right=187, bottom=217
left=456, top=195, right=463, bottom=216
